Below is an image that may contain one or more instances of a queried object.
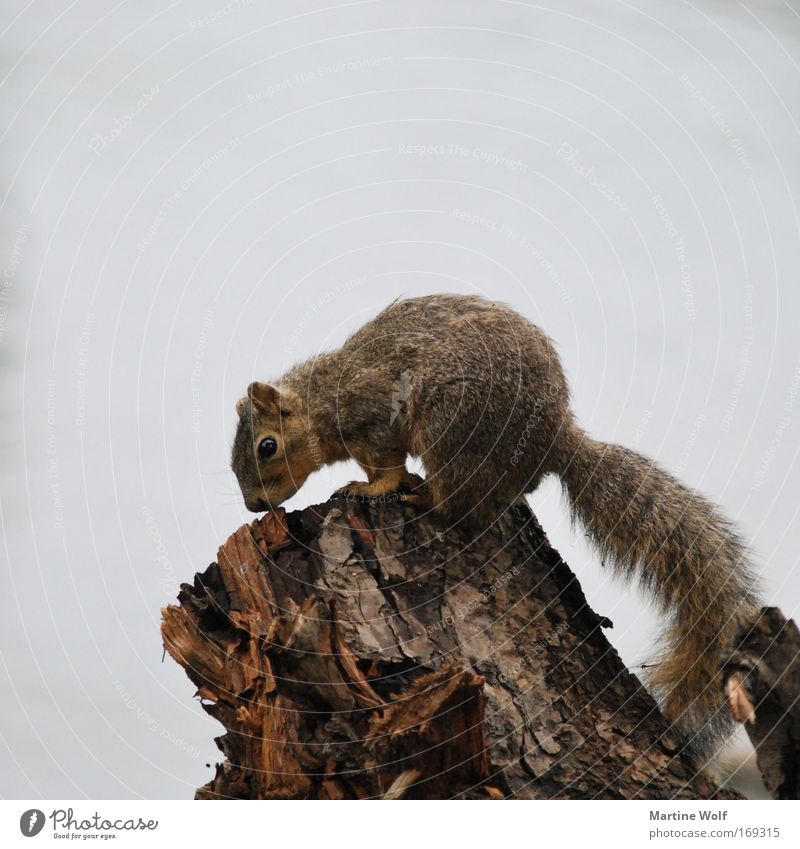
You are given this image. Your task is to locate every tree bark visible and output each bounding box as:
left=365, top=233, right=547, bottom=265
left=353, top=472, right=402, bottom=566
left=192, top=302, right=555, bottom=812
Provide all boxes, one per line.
left=723, top=607, right=800, bottom=799
left=161, top=496, right=738, bottom=799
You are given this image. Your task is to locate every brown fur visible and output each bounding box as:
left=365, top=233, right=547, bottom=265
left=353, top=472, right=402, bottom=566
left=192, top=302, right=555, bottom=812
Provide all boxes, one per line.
left=231, top=293, right=760, bottom=752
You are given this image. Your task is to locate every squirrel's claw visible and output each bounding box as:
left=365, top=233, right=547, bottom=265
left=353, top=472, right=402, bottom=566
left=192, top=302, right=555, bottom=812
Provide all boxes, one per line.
left=336, top=480, right=382, bottom=499
left=335, top=473, right=430, bottom=508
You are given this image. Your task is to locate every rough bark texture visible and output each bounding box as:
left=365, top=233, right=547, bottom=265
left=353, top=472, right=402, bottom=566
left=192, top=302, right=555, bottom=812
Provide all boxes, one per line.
left=723, top=607, right=800, bottom=799
left=161, top=496, right=738, bottom=799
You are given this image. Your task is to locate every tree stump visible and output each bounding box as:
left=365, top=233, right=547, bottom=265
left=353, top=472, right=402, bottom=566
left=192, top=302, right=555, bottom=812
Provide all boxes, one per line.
left=161, top=496, right=737, bottom=799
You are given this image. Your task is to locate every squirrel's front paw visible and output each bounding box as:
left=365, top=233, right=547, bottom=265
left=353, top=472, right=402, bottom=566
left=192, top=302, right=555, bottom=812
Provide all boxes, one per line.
left=336, top=480, right=386, bottom=500
left=336, top=471, right=427, bottom=502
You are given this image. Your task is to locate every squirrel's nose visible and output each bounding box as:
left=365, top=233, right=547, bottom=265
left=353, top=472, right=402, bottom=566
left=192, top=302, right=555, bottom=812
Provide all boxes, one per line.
left=245, top=497, right=270, bottom=513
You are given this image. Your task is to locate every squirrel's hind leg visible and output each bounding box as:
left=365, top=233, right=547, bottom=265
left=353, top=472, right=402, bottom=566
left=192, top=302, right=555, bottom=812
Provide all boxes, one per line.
left=401, top=466, right=508, bottom=529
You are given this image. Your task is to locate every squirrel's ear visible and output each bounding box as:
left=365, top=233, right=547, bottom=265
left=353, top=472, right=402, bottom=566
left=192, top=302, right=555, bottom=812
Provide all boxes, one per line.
left=247, top=382, right=280, bottom=411
left=235, top=397, right=248, bottom=417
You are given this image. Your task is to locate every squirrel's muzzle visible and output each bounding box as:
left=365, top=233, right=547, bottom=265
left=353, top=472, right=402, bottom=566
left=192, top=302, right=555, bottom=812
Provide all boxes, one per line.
left=244, top=496, right=270, bottom=513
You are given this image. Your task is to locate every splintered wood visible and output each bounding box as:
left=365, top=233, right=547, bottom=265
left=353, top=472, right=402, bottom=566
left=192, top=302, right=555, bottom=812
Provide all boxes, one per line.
left=722, top=607, right=800, bottom=799
left=161, top=498, right=738, bottom=799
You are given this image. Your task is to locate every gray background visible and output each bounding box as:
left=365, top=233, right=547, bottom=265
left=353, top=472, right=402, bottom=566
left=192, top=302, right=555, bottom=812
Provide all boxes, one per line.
left=1, top=0, right=798, bottom=799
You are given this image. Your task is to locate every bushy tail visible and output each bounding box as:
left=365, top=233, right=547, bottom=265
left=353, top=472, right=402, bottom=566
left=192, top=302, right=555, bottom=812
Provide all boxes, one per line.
left=559, top=427, right=760, bottom=754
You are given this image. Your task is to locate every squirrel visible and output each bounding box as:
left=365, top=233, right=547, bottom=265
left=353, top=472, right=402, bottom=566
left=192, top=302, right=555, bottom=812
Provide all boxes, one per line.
left=231, top=293, right=760, bottom=754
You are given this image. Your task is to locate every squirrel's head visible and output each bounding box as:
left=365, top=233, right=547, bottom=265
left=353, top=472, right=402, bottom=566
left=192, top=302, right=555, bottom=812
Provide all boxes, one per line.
left=231, top=382, right=317, bottom=512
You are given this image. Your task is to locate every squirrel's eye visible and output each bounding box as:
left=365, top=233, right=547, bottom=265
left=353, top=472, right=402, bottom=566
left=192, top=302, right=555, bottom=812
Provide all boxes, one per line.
left=257, top=437, right=277, bottom=461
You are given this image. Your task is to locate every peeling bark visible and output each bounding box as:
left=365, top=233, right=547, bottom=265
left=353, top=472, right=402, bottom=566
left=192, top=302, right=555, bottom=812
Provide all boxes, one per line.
left=161, top=497, right=737, bottom=799
left=723, top=607, right=800, bottom=799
